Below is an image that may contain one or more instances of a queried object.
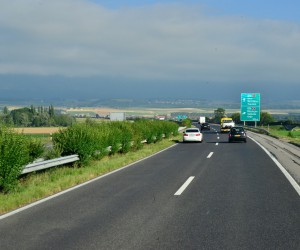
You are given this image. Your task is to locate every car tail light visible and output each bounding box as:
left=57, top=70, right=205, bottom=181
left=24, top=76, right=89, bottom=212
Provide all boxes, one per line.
left=196, top=133, right=201, bottom=136
left=184, top=133, right=188, bottom=136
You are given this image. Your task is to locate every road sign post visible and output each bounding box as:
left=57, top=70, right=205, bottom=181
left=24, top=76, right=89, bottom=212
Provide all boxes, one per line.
left=240, top=93, right=260, bottom=123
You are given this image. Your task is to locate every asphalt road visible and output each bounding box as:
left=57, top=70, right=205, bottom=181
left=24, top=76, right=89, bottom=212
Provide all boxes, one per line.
left=1, top=125, right=300, bottom=250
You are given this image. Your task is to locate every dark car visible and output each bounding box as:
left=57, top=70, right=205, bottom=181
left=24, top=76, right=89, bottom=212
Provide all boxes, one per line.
left=200, top=122, right=210, bottom=131
left=228, top=126, right=247, bottom=143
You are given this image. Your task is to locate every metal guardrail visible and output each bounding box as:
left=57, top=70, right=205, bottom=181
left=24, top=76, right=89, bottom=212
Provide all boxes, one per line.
left=21, top=127, right=183, bottom=175
left=22, top=155, right=80, bottom=175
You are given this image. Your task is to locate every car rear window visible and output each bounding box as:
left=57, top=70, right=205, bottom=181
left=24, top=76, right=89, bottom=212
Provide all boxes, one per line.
left=186, top=129, right=199, bottom=133
left=232, top=127, right=244, bottom=132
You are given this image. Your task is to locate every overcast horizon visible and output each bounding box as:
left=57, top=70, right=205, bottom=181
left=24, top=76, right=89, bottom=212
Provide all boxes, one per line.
left=0, top=0, right=299, bottom=105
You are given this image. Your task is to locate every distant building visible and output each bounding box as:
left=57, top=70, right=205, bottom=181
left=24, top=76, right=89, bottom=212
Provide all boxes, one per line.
left=110, top=112, right=126, bottom=121
left=155, top=115, right=166, bottom=120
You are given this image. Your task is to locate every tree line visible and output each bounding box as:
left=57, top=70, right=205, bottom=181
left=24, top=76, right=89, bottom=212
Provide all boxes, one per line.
left=0, top=105, right=75, bottom=127
left=212, top=107, right=275, bottom=125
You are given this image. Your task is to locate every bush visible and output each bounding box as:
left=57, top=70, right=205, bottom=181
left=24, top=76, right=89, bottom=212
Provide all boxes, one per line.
left=43, top=146, right=62, bottom=160
left=161, top=120, right=179, bottom=138
left=181, top=118, right=192, bottom=128
left=288, top=131, right=295, bottom=138
left=0, top=126, right=31, bottom=192
left=53, top=120, right=179, bottom=164
left=52, top=124, right=105, bottom=164
left=27, top=139, right=44, bottom=162
left=112, top=122, right=134, bottom=153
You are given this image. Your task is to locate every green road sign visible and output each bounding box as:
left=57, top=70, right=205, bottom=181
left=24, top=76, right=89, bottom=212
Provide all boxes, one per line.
left=177, top=115, right=187, bottom=120
left=240, top=93, right=260, bottom=121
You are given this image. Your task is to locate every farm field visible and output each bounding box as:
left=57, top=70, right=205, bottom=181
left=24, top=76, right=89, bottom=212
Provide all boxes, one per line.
left=13, top=127, right=61, bottom=134
left=64, top=107, right=218, bottom=119
left=7, top=105, right=300, bottom=118
left=63, top=107, right=300, bottom=118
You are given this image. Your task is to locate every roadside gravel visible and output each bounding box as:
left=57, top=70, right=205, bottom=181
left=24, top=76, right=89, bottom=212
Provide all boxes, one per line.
left=247, top=131, right=300, bottom=185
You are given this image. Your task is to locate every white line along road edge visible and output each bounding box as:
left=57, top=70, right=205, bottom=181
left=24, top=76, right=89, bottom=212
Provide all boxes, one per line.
left=0, top=144, right=178, bottom=220
left=174, top=176, right=195, bottom=196
left=249, top=136, right=300, bottom=197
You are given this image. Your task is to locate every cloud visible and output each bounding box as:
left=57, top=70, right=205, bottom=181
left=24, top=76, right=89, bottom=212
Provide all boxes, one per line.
left=0, top=0, right=299, bottom=85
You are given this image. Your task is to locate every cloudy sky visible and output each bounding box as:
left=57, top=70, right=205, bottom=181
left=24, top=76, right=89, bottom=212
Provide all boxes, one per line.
left=0, top=0, right=299, bottom=103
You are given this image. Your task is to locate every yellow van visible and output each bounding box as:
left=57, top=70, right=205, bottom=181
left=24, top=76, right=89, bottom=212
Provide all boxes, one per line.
left=220, top=117, right=235, bottom=133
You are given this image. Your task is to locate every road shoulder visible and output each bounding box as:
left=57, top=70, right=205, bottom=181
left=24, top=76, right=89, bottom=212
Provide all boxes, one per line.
left=248, top=131, right=300, bottom=186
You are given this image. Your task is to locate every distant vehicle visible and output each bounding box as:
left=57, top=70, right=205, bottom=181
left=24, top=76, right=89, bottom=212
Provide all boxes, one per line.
left=228, top=126, right=247, bottom=143
left=183, top=128, right=203, bottom=143
left=198, top=116, right=206, bottom=124
left=220, top=117, right=235, bottom=133
left=201, top=122, right=210, bottom=131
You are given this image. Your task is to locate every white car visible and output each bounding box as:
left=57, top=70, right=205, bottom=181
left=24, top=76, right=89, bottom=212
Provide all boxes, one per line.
left=183, top=128, right=203, bottom=143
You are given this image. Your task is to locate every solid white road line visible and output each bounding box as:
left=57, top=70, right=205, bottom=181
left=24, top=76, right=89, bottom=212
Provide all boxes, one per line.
left=249, top=136, right=300, bottom=197
left=207, top=152, right=214, bottom=158
left=0, top=144, right=179, bottom=220
left=174, top=176, right=195, bottom=196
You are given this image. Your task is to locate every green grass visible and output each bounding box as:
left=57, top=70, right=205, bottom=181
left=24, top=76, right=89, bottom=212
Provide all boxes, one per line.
left=0, top=135, right=180, bottom=215
left=23, top=134, right=52, bottom=144
left=75, top=118, right=107, bottom=123
left=266, top=126, right=300, bottom=144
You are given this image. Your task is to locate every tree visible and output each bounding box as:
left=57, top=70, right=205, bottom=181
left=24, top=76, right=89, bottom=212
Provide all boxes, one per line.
left=230, top=112, right=241, bottom=124
left=0, top=114, right=13, bottom=125
left=10, top=108, right=33, bottom=126
left=48, top=105, right=55, bottom=117
left=5, top=105, right=74, bottom=127
left=3, top=106, right=9, bottom=115
left=38, top=113, right=50, bottom=126
left=30, top=105, right=36, bottom=115
left=214, top=108, right=226, bottom=123
left=54, top=114, right=75, bottom=126
left=259, top=112, right=274, bottom=126
left=181, top=118, right=192, bottom=128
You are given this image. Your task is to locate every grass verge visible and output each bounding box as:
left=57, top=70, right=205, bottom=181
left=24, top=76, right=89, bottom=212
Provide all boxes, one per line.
left=247, top=126, right=300, bottom=146
left=0, top=136, right=180, bottom=215
left=267, top=126, right=300, bottom=145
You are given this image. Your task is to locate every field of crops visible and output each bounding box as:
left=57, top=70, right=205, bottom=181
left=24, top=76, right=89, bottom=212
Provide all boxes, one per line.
left=13, top=127, right=61, bottom=134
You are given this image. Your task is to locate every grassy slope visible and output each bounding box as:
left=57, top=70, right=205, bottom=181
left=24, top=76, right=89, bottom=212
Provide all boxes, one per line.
left=268, top=126, right=300, bottom=144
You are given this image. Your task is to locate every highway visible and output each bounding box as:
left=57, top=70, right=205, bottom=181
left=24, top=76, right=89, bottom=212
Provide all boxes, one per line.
left=0, top=125, right=300, bottom=249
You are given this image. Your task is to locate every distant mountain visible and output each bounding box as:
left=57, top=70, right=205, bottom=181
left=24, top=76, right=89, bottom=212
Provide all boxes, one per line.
left=0, top=74, right=299, bottom=109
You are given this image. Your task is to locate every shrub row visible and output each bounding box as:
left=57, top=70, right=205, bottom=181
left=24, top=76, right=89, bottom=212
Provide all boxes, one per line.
left=53, top=120, right=179, bottom=165
left=0, top=120, right=178, bottom=192
left=0, top=125, right=44, bottom=192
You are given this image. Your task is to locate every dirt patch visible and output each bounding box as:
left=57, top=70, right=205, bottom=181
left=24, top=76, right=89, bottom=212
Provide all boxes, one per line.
left=13, top=127, right=62, bottom=134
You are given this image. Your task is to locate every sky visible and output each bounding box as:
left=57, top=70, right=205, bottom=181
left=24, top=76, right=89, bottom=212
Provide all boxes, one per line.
left=0, top=0, right=300, bottom=104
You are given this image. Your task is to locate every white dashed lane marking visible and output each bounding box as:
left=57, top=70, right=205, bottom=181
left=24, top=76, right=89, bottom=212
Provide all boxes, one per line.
left=174, top=176, right=195, bottom=196
left=207, top=152, right=214, bottom=158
